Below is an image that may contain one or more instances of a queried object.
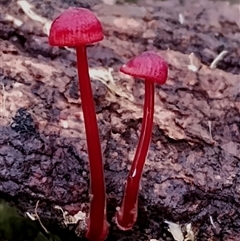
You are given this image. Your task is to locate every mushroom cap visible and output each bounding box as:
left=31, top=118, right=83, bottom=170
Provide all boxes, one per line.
left=120, top=51, right=168, bottom=84
left=49, top=7, right=103, bottom=47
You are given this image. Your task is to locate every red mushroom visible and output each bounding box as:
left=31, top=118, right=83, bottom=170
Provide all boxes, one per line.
left=49, top=8, right=108, bottom=241
left=116, top=51, right=168, bottom=230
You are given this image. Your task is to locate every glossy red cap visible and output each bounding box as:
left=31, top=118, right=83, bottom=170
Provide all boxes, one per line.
left=49, top=7, right=103, bottom=47
left=120, top=51, right=168, bottom=84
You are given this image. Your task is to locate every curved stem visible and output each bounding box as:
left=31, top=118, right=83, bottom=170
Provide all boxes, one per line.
left=116, top=81, right=155, bottom=230
left=76, top=46, right=108, bottom=241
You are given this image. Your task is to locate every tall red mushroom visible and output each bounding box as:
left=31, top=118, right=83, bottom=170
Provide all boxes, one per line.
left=49, top=8, right=108, bottom=241
left=116, top=51, right=168, bottom=230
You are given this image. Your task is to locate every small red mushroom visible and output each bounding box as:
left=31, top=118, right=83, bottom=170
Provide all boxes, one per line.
left=116, top=51, right=168, bottom=230
left=49, top=8, right=108, bottom=241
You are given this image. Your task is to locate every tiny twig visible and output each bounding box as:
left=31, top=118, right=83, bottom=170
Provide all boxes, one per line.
left=34, top=200, right=49, bottom=234
left=178, top=13, right=185, bottom=24
left=17, top=0, right=51, bottom=35
left=89, top=67, right=134, bottom=101
left=210, top=50, right=228, bottom=69
left=209, top=215, right=217, bottom=229
left=17, top=0, right=45, bottom=24
left=187, top=52, right=201, bottom=72
left=208, top=121, right=213, bottom=141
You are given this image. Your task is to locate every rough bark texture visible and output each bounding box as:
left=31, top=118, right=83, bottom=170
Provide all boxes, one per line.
left=0, top=0, right=239, bottom=240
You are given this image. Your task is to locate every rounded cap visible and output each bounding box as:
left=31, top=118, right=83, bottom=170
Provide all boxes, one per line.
left=49, top=7, right=103, bottom=47
left=120, top=51, right=168, bottom=84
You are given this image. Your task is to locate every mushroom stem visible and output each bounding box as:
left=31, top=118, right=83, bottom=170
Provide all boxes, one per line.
left=116, top=81, right=155, bottom=230
left=76, top=46, right=108, bottom=241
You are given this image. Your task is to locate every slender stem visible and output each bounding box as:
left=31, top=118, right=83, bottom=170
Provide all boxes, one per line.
left=116, top=81, right=155, bottom=230
left=76, top=46, right=108, bottom=241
